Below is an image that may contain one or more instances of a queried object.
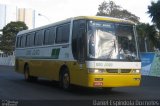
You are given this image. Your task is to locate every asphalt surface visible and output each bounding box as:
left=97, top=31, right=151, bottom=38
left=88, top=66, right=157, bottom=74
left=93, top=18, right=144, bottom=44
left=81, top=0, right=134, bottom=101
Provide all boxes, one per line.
left=0, top=65, right=160, bottom=106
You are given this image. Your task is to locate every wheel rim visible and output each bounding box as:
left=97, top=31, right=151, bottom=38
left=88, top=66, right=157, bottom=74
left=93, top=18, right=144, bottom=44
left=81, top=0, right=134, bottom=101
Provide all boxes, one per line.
left=63, top=73, right=69, bottom=89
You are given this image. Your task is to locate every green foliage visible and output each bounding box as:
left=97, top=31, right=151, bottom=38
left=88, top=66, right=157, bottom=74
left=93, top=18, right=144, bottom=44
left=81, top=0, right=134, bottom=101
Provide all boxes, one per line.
left=96, top=1, right=140, bottom=23
left=0, top=21, right=28, bottom=53
left=136, top=23, right=158, bottom=52
left=148, top=0, right=160, bottom=30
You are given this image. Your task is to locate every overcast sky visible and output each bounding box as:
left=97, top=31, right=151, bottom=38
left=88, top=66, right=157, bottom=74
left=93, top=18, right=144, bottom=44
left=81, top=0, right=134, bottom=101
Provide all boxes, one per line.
left=0, top=0, right=158, bottom=27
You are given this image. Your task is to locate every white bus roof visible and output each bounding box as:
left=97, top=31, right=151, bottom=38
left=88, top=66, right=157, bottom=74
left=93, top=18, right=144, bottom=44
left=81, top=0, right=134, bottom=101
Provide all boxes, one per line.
left=17, top=16, right=135, bottom=36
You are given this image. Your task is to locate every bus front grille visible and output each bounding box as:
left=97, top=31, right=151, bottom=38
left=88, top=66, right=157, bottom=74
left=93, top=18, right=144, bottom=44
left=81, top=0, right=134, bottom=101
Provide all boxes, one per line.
left=107, top=69, right=118, bottom=73
left=121, top=69, right=131, bottom=73
left=106, top=69, right=131, bottom=73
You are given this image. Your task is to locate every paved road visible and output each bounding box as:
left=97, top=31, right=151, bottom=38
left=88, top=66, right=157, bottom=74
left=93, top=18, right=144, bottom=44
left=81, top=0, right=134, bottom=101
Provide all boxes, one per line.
left=0, top=65, right=160, bottom=106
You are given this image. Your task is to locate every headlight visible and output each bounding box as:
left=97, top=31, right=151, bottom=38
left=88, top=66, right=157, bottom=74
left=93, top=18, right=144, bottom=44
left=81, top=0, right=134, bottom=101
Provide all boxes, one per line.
left=132, top=69, right=140, bottom=73
left=88, top=69, right=105, bottom=73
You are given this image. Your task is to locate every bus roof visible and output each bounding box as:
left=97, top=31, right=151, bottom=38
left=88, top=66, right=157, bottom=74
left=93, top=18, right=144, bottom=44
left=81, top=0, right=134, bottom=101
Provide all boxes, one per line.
left=17, top=16, right=135, bottom=36
left=17, top=18, right=72, bottom=36
left=74, top=16, right=135, bottom=24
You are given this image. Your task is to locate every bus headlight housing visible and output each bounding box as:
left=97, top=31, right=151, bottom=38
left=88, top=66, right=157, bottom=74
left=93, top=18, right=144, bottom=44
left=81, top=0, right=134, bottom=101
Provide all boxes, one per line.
left=132, top=69, right=140, bottom=74
left=88, top=69, right=105, bottom=73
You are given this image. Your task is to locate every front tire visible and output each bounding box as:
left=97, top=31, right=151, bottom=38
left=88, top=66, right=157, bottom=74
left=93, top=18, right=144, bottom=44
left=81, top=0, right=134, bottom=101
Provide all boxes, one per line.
left=60, top=69, right=70, bottom=90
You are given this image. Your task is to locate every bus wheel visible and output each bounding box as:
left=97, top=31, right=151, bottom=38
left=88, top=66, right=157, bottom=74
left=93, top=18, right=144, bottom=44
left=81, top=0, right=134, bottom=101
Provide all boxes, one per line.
left=24, top=65, right=30, bottom=81
left=60, top=70, right=70, bottom=90
left=24, top=65, right=37, bottom=82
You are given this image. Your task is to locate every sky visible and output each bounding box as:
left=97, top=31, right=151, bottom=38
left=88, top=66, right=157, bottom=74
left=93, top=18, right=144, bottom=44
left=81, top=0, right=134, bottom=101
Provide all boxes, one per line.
left=0, top=0, right=158, bottom=27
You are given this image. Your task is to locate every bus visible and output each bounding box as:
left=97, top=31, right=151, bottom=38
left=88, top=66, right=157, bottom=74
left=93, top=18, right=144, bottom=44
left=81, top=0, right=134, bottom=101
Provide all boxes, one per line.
left=15, top=16, right=141, bottom=90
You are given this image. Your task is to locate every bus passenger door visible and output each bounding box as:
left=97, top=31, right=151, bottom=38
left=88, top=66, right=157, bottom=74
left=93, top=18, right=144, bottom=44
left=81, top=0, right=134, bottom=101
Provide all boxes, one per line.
left=71, top=20, right=87, bottom=86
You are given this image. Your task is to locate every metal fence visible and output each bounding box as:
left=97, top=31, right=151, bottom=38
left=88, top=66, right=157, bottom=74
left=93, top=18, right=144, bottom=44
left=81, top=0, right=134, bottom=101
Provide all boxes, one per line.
left=0, top=53, right=15, bottom=66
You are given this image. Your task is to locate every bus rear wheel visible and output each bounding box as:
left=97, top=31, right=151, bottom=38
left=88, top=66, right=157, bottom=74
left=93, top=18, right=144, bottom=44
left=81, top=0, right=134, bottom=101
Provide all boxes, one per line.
left=24, top=65, right=37, bottom=82
left=60, top=70, right=70, bottom=90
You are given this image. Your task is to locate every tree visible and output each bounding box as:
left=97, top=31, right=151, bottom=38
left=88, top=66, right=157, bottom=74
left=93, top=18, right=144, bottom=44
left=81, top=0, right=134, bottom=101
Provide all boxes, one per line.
left=148, top=0, right=160, bottom=30
left=96, top=1, right=140, bottom=23
left=0, top=21, right=28, bottom=54
left=136, top=23, right=158, bottom=52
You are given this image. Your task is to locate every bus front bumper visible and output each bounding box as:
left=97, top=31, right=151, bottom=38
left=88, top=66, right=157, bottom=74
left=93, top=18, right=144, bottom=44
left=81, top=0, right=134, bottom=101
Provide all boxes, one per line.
left=87, top=74, right=141, bottom=87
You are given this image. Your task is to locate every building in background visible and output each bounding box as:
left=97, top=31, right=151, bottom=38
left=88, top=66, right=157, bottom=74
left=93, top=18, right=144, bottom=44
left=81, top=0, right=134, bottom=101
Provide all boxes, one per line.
left=0, top=4, right=35, bottom=29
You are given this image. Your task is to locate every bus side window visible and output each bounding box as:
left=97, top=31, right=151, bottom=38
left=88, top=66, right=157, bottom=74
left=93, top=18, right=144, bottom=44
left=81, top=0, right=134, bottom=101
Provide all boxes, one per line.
left=55, top=23, right=70, bottom=44
left=62, top=24, right=70, bottom=43
left=26, top=32, right=35, bottom=47
left=30, top=32, right=35, bottom=46
left=35, top=30, right=44, bottom=46
left=21, top=35, right=26, bottom=47
left=44, top=29, right=50, bottom=45
left=20, top=36, right=23, bottom=47
left=56, top=26, right=63, bottom=44
left=26, top=34, right=31, bottom=47
left=49, top=27, right=55, bottom=44
left=44, top=27, right=55, bottom=45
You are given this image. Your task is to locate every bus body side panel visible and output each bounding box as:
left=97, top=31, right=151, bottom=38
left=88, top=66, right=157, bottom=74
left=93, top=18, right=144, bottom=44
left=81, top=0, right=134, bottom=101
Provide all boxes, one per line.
left=15, top=54, right=141, bottom=88
left=15, top=57, right=61, bottom=80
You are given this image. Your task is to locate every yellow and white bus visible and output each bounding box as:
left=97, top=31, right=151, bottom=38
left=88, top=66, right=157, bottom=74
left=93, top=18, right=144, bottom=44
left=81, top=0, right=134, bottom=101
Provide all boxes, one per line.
left=15, top=16, right=141, bottom=90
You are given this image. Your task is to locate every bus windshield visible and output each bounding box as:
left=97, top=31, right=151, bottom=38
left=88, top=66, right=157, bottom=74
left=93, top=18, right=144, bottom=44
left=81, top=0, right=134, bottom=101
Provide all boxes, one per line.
left=87, top=20, right=139, bottom=61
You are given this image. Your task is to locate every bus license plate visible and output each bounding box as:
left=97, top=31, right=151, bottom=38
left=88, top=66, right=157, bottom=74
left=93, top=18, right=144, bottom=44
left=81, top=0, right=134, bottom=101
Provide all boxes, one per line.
left=93, top=82, right=103, bottom=87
